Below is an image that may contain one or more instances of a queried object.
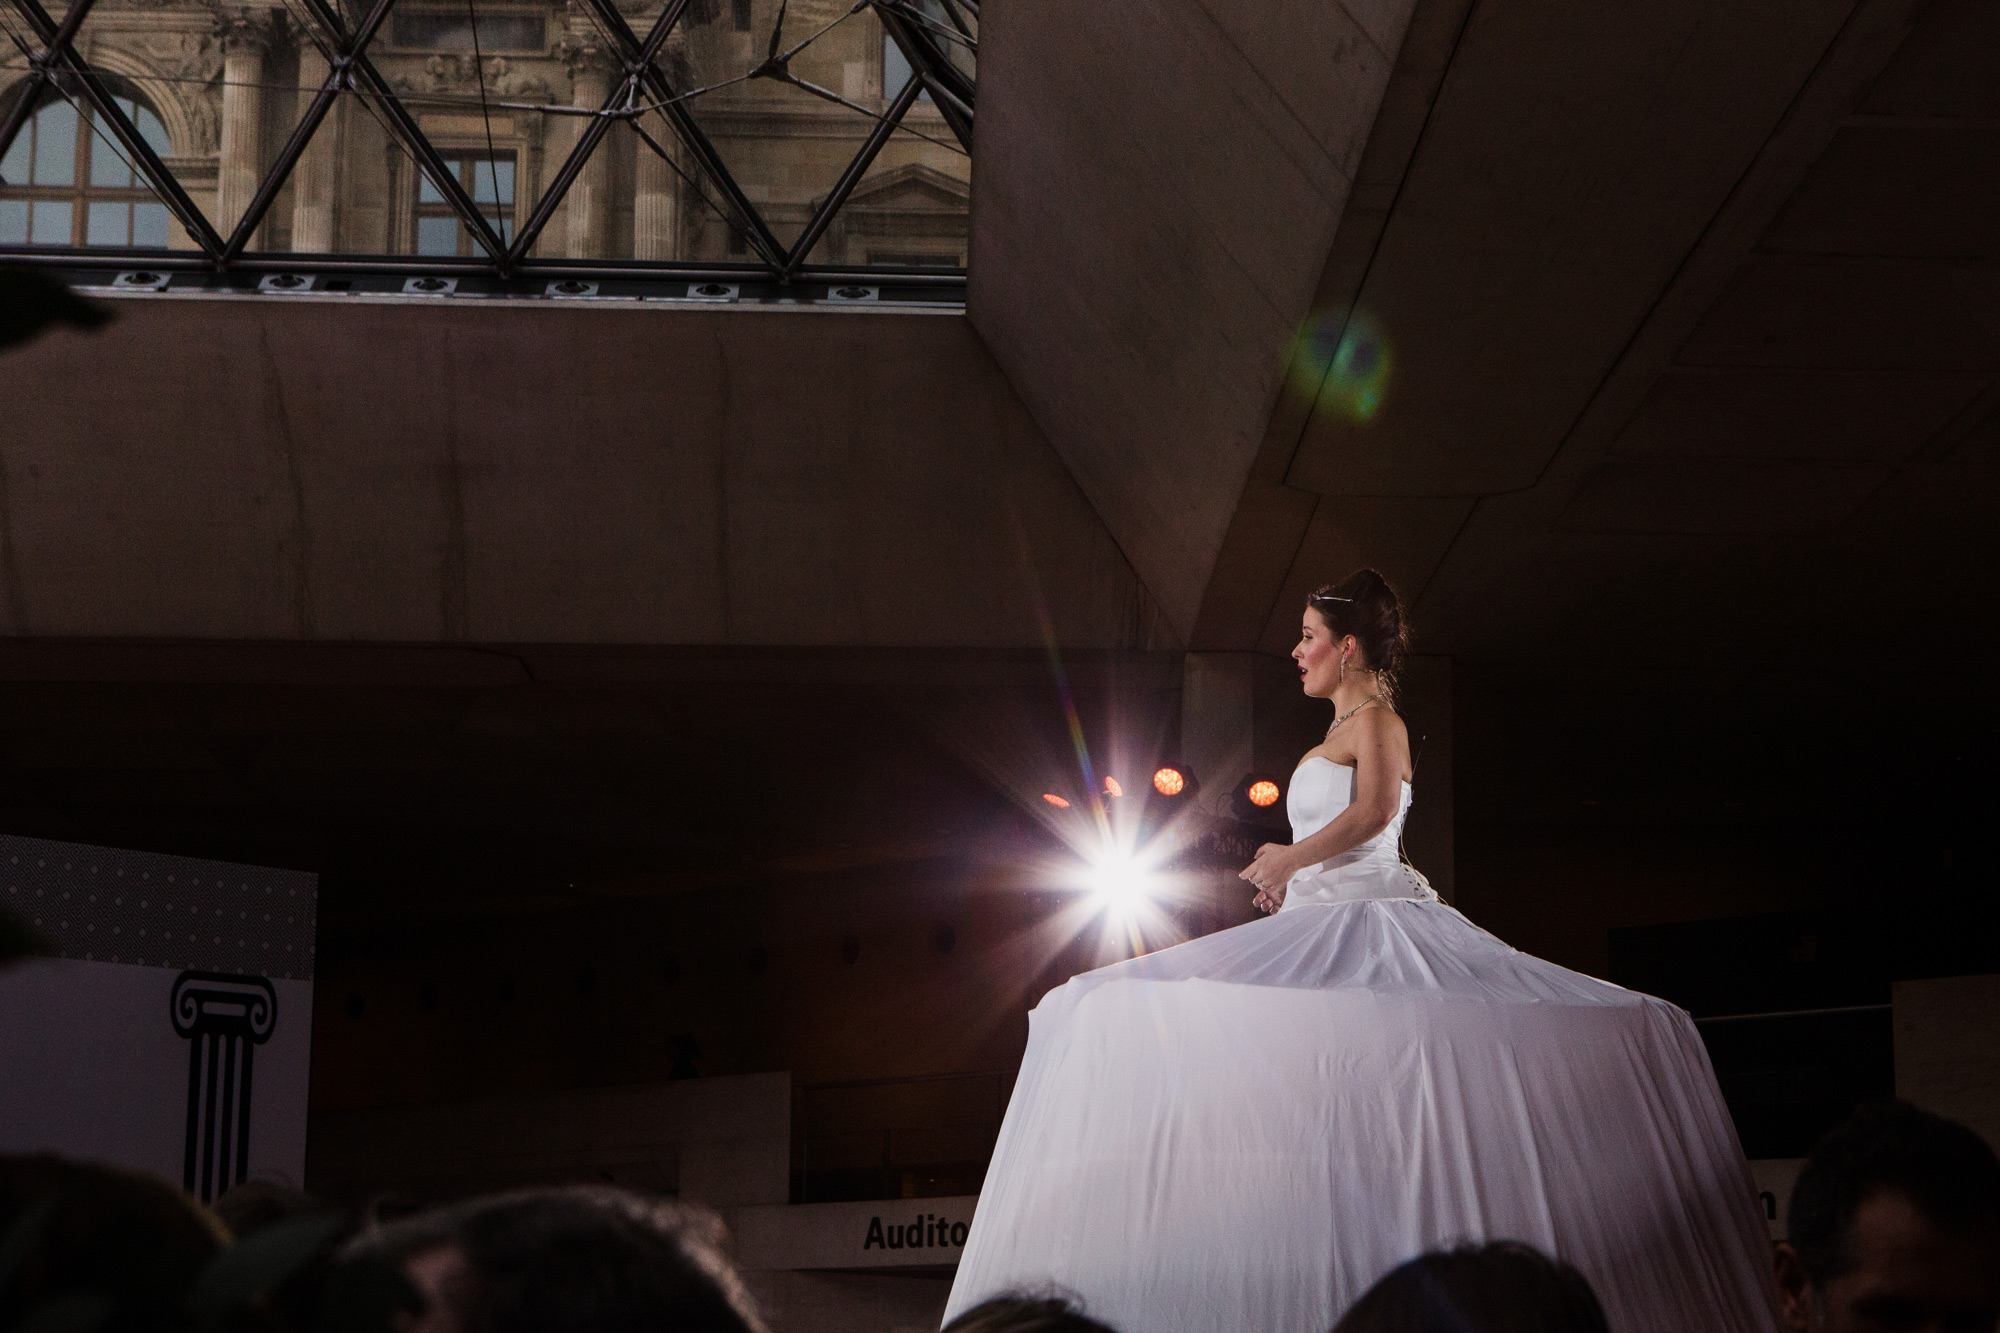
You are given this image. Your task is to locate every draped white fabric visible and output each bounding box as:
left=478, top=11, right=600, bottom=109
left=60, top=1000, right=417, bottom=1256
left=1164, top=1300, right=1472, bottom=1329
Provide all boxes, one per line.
left=944, top=767, right=1781, bottom=1332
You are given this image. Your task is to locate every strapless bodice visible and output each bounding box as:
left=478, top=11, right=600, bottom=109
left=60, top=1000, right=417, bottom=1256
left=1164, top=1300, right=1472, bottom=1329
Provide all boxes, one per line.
left=1281, top=757, right=1433, bottom=907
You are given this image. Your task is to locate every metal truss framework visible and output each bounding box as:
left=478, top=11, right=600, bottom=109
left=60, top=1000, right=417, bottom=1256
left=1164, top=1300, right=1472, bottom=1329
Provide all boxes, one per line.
left=0, top=0, right=975, bottom=281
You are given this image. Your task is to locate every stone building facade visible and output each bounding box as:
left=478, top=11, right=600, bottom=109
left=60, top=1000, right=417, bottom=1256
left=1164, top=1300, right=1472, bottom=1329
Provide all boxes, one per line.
left=1, top=0, right=971, bottom=265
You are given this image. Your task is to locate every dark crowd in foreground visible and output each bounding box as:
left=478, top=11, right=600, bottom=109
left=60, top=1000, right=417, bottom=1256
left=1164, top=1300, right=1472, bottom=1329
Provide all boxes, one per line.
left=1, top=1100, right=1995, bottom=1333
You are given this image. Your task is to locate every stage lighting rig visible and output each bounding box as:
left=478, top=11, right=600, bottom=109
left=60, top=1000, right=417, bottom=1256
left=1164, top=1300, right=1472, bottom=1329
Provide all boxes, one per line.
left=1231, top=774, right=1288, bottom=823
left=1151, top=763, right=1195, bottom=799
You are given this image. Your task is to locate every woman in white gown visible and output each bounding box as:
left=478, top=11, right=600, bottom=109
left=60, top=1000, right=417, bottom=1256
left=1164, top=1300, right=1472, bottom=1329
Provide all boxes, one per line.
left=943, top=571, right=1781, bottom=1333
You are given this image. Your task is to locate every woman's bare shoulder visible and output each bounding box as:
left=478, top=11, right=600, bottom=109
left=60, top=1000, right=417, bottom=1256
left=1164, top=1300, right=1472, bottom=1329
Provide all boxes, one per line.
left=1350, top=700, right=1407, bottom=742
left=1317, top=698, right=1407, bottom=763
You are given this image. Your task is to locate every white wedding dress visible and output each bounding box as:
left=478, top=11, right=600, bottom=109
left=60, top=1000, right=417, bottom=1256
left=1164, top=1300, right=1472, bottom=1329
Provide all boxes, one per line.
left=943, top=760, right=1780, bottom=1333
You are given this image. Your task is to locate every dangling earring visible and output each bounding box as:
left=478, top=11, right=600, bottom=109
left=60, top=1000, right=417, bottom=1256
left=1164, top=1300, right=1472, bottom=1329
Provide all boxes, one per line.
left=1339, top=653, right=1347, bottom=684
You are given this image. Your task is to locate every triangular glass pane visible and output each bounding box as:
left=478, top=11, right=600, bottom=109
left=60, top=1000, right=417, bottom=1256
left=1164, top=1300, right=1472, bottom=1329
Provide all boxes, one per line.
left=885, top=0, right=976, bottom=97
left=245, top=78, right=515, bottom=260
left=226, top=0, right=512, bottom=258
left=493, top=1, right=760, bottom=266
left=14, top=0, right=973, bottom=268
left=662, top=0, right=969, bottom=263
left=511, top=100, right=772, bottom=265
left=795, top=83, right=969, bottom=269
left=0, top=62, right=204, bottom=251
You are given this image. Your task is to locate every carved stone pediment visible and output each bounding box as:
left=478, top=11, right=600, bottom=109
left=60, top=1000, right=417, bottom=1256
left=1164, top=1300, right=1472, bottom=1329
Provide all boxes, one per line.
left=110, top=29, right=224, bottom=84
left=84, top=27, right=225, bottom=153
left=212, top=5, right=283, bottom=55
left=392, top=53, right=554, bottom=101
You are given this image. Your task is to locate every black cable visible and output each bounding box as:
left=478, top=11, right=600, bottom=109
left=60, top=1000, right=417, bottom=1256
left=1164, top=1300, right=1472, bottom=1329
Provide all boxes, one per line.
left=464, top=0, right=509, bottom=244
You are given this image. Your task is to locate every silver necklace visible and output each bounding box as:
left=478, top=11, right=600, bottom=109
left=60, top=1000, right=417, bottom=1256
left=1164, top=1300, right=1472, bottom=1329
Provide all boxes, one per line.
left=1325, top=694, right=1379, bottom=739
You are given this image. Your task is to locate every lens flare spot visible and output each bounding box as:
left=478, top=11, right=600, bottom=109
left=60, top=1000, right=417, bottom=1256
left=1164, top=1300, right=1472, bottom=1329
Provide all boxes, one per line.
left=1287, top=308, right=1392, bottom=423
left=1247, top=780, right=1281, bottom=808
left=1042, top=793, right=1071, bottom=808
left=1153, top=767, right=1186, bottom=797
left=1086, top=851, right=1155, bottom=915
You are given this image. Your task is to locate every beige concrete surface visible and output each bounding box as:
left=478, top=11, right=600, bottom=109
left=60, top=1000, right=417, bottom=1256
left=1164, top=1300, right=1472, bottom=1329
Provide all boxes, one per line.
left=305, top=1070, right=790, bottom=1206
left=3, top=302, right=1172, bottom=651
left=740, top=1270, right=952, bottom=1333
left=968, top=0, right=1420, bottom=639
left=1895, top=974, right=2000, bottom=1152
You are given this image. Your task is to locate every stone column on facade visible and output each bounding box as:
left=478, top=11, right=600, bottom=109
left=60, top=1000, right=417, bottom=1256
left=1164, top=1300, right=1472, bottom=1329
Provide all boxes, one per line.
left=630, top=27, right=683, bottom=260
left=632, top=117, right=678, bottom=260
left=388, top=144, right=418, bottom=254
left=559, top=39, right=616, bottom=259
left=289, top=46, right=338, bottom=252
left=214, top=7, right=272, bottom=242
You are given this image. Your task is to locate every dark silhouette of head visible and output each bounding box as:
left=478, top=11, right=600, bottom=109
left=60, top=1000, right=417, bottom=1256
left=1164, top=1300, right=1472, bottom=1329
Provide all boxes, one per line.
left=0, top=1153, right=228, bottom=1333
left=1776, top=1099, right=2000, bottom=1332
left=1331, top=1241, right=1610, bottom=1333
left=349, top=1186, right=765, bottom=1333
left=944, top=1293, right=1121, bottom=1333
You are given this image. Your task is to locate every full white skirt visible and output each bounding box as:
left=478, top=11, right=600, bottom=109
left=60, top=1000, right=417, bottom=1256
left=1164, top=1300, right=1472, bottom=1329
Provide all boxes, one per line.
left=943, top=900, right=1781, bottom=1333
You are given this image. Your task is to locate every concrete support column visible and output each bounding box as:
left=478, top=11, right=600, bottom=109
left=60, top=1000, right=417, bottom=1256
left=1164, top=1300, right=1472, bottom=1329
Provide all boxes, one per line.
left=1181, top=652, right=1260, bottom=929
left=214, top=8, right=271, bottom=241
left=289, top=47, right=338, bottom=252
left=1182, top=653, right=1257, bottom=820
left=561, top=44, right=615, bottom=259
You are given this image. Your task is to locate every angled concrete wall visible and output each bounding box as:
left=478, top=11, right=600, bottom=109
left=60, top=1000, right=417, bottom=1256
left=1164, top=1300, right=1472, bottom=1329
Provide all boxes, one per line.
left=4, top=300, right=1172, bottom=651
left=967, top=0, right=1420, bottom=640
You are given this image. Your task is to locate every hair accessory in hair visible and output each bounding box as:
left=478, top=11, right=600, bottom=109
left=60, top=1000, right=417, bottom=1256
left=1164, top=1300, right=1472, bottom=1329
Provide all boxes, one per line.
left=1309, top=592, right=1354, bottom=603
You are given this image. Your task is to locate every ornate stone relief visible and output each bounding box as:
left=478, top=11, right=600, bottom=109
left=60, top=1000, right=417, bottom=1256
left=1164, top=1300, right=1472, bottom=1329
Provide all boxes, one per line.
left=85, top=29, right=224, bottom=153
left=554, top=35, right=618, bottom=81
left=211, top=5, right=284, bottom=55
left=394, top=54, right=555, bottom=101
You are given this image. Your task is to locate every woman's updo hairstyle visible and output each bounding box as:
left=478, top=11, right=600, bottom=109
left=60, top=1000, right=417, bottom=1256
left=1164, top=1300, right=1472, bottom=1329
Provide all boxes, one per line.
left=1307, top=568, right=1410, bottom=681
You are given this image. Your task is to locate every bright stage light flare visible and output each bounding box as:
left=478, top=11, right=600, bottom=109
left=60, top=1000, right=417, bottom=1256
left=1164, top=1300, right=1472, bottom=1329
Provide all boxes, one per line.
left=1247, top=780, right=1281, bottom=808
left=1153, top=766, right=1186, bottom=796
left=1104, top=776, right=1123, bottom=798
left=1042, top=793, right=1071, bottom=808
left=1085, top=850, right=1157, bottom=914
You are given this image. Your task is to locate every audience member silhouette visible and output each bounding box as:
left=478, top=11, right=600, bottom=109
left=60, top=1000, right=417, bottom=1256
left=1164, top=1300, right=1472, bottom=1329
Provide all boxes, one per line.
left=212, top=1178, right=328, bottom=1239
left=348, top=1185, right=766, bottom=1333
left=1329, top=1241, right=1611, bottom=1333
left=1775, top=1099, right=2000, bottom=1333
left=943, top=1293, right=1122, bottom=1333
left=0, top=1154, right=227, bottom=1333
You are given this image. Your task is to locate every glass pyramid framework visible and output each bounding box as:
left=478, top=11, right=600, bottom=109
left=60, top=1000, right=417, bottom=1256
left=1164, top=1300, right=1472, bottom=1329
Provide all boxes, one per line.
left=0, top=0, right=974, bottom=281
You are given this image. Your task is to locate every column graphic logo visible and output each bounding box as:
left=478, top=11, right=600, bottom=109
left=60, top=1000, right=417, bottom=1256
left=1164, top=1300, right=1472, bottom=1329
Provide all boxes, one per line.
left=171, top=971, right=277, bottom=1201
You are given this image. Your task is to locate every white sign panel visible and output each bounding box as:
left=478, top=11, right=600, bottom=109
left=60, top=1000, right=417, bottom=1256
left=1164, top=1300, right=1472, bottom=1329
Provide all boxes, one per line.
left=731, top=1195, right=980, bottom=1272
left=0, top=835, right=316, bottom=1199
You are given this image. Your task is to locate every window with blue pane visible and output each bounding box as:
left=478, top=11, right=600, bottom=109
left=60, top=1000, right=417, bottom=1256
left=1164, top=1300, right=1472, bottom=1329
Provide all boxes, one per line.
left=415, top=155, right=516, bottom=257
left=0, top=86, right=172, bottom=248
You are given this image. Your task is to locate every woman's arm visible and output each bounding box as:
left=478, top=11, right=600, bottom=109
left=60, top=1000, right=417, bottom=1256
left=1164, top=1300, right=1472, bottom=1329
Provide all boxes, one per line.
left=1240, top=711, right=1406, bottom=909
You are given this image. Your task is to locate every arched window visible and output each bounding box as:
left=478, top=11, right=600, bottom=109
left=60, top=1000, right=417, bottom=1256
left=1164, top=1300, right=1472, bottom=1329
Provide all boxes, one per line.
left=0, top=85, right=172, bottom=247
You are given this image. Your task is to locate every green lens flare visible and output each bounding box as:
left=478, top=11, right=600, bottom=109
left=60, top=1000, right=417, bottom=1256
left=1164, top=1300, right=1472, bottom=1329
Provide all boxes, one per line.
left=1287, top=309, right=1392, bottom=422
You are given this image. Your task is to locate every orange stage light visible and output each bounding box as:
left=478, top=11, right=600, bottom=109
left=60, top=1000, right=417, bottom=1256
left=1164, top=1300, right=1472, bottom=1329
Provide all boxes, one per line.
left=1247, top=780, right=1281, bottom=808
left=1153, top=767, right=1186, bottom=797
left=1104, top=776, right=1124, bottom=798
left=1042, top=793, right=1071, bottom=808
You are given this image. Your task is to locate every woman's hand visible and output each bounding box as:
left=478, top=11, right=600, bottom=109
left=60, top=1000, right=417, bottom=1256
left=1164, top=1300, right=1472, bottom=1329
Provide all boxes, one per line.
left=1240, top=843, right=1300, bottom=915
